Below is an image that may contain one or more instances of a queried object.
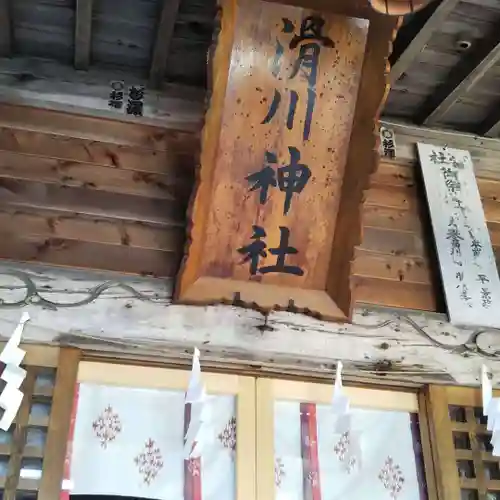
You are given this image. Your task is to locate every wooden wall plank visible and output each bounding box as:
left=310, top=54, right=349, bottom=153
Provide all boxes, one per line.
left=363, top=202, right=500, bottom=252
left=0, top=150, right=189, bottom=200
left=482, top=198, right=500, bottom=224
left=371, top=161, right=415, bottom=187
left=0, top=210, right=184, bottom=251
left=0, top=179, right=185, bottom=225
left=360, top=226, right=426, bottom=257
left=365, top=183, right=422, bottom=211
left=0, top=99, right=193, bottom=285
left=489, top=221, right=500, bottom=246
left=356, top=152, right=500, bottom=311
left=353, top=248, right=432, bottom=284
left=1, top=105, right=500, bottom=315
left=362, top=204, right=425, bottom=233
left=0, top=103, right=197, bottom=149
left=355, top=118, right=500, bottom=311
left=358, top=150, right=440, bottom=310
left=0, top=236, right=180, bottom=277
left=0, top=125, right=196, bottom=174
left=38, top=348, right=80, bottom=500
left=353, top=277, right=438, bottom=311
left=376, top=158, right=500, bottom=199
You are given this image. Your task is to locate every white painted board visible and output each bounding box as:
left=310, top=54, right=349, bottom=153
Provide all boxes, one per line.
left=417, top=143, right=500, bottom=328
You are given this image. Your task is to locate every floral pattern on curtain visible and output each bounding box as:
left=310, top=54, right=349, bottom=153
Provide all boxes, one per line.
left=274, top=401, right=427, bottom=500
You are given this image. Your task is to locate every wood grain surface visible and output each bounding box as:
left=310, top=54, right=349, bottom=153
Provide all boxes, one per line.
left=176, top=0, right=398, bottom=320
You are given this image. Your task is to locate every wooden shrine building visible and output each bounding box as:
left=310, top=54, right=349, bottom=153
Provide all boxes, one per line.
left=2, top=0, right=500, bottom=498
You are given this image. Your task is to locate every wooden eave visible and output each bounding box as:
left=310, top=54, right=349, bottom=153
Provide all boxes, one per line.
left=386, top=0, right=500, bottom=139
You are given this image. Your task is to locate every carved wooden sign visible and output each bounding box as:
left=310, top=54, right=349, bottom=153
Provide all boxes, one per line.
left=176, top=0, right=399, bottom=321
left=417, top=143, right=500, bottom=328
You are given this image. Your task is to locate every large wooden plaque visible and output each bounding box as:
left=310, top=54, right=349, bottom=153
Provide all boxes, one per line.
left=176, top=0, right=399, bottom=321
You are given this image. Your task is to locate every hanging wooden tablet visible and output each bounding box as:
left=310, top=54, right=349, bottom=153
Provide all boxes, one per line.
left=175, top=0, right=403, bottom=322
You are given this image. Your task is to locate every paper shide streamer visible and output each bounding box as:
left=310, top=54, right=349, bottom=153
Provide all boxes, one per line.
left=481, top=365, right=500, bottom=456
left=184, top=347, right=212, bottom=459
left=331, top=361, right=363, bottom=471
left=0, top=312, right=29, bottom=431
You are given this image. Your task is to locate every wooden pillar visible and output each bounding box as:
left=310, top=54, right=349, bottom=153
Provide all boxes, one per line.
left=175, top=0, right=401, bottom=322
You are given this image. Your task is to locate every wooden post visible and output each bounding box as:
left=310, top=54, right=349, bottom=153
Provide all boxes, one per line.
left=38, top=348, right=80, bottom=500
left=175, top=0, right=400, bottom=322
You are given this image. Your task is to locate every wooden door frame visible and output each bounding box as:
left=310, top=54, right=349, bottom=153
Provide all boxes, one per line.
left=255, top=377, right=430, bottom=500
left=76, top=361, right=256, bottom=500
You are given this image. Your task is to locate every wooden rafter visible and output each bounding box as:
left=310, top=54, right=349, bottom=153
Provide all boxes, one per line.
left=389, top=0, right=459, bottom=84
left=149, top=0, right=181, bottom=89
left=421, top=35, right=500, bottom=126
left=0, top=0, right=12, bottom=57
left=74, top=0, right=93, bottom=70
left=479, top=106, right=500, bottom=138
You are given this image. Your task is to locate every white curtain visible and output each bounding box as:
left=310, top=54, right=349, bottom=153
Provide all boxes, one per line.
left=274, top=401, right=425, bottom=500
left=68, top=383, right=236, bottom=500
left=67, top=384, right=425, bottom=500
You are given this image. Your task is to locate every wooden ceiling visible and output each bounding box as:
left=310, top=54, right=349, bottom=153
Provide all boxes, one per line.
left=0, top=0, right=499, bottom=136
left=0, top=0, right=214, bottom=87
left=386, top=0, right=500, bottom=138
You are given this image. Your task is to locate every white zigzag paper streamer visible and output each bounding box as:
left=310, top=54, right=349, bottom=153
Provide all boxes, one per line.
left=0, top=312, right=29, bottom=431
left=184, top=348, right=212, bottom=459
left=331, top=361, right=363, bottom=471
left=481, top=365, right=500, bottom=456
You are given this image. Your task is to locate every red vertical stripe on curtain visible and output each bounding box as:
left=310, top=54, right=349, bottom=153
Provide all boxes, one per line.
left=60, top=383, right=80, bottom=500
left=184, top=402, right=203, bottom=500
left=300, top=402, right=322, bottom=500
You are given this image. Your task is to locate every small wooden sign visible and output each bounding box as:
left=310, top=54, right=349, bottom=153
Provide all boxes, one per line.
left=176, top=0, right=399, bottom=321
left=108, top=82, right=145, bottom=117
left=417, top=143, right=500, bottom=328
left=379, top=126, right=396, bottom=159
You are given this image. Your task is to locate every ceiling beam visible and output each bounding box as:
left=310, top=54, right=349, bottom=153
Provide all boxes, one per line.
left=421, top=35, right=500, bottom=126
left=0, top=261, right=495, bottom=388
left=149, top=0, right=181, bottom=89
left=389, top=0, right=459, bottom=84
left=0, top=0, right=12, bottom=57
left=74, top=0, right=93, bottom=70
left=0, top=57, right=204, bottom=130
left=478, top=107, right=500, bottom=138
